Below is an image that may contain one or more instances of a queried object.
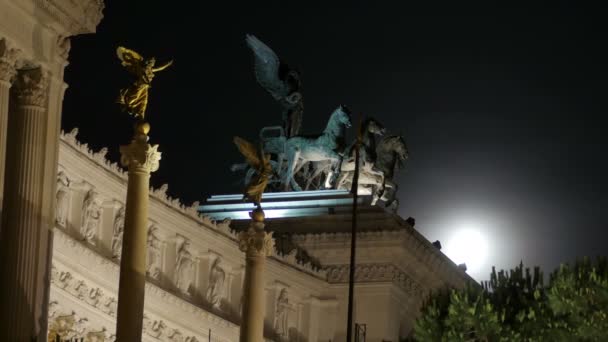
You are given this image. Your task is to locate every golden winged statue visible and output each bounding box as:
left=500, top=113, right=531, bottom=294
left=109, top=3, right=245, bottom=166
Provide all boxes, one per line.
left=233, top=136, right=272, bottom=207
left=116, top=46, right=173, bottom=120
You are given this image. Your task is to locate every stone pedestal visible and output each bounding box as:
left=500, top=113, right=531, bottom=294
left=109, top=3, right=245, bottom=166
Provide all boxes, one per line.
left=0, top=39, right=17, bottom=213
left=0, top=67, right=50, bottom=341
left=238, top=219, right=274, bottom=342
left=115, top=121, right=160, bottom=341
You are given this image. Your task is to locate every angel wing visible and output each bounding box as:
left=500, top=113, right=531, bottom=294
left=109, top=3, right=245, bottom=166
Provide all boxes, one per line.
left=153, top=60, right=174, bottom=72
left=233, top=136, right=263, bottom=170
left=116, top=46, right=144, bottom=74
left=245, top=34, right=289, bottom=101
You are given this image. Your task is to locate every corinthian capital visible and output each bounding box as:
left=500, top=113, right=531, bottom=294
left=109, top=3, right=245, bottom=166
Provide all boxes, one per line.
left=238, top=222, right=274, bottom=257
left=0, top=39, right=19, bottom=83
left=12, top=68, right=49, bottom=107
left=120, top=138, right=161, bottom=173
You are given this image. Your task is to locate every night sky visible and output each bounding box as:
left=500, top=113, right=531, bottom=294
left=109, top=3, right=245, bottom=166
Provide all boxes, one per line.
left=62, top=1, right=608, bottom=280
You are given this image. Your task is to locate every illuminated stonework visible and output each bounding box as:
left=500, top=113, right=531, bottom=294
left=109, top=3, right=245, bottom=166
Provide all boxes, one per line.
left=46, top=129, right=474, bottom=341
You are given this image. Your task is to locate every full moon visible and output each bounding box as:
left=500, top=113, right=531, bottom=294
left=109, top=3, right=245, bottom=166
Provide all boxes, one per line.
left=443, top=228, right=489, bottom=276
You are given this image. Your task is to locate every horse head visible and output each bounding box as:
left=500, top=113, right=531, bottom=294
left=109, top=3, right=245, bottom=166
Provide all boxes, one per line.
left=391, top=135, right=409, bottom=165
left=364, top=117, right=386, bottom=136
left=336, top=105, right=352, bottom=128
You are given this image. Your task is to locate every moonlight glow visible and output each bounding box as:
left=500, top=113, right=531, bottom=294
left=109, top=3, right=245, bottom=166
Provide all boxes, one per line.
left=443, top=228, right=489, bottom=275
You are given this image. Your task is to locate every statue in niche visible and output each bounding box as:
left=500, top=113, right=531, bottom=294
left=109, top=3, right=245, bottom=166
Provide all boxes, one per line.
left=274, top=288, right=290, bottom=339
left=55, top=171, right=70, bottom=227
left=146, top=226, right=162, bottom=280
left=205, top=257, right=226, bottom=309
left=111, top=206, right=125, bottom=258
left=81, top=190, right=102, bottom=245
left=174, top=239, right=195, bottom=295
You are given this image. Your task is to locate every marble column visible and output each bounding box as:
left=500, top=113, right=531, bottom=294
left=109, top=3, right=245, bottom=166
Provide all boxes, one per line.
left=0, top=39, right=18, bottom=214
left=115, top=121, right=161, bottom=341
left=0, top=67, right=50, bottom=341
left=238, top=210, right=274, bottom=342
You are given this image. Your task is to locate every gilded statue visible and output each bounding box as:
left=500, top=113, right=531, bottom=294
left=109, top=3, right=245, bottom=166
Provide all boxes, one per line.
left=233, top=136, right=272, bottom=207
left=116, top=46, right=173, bottom=120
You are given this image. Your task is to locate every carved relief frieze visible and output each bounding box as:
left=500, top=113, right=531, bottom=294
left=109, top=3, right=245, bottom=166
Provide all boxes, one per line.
left=56, top=170, right=71, bottom=227
left=47, top=300, right=114, bottom=341
left=174, top=235, right=196, bottom=296
left=111, top=206, right=125, bottom=259
left=325, top=263, right=424, bottom=296
left=81, top=189, right=103, bottom=245
left=147, top=225, right=164, bottom=281
left=53, top=230, right=237, bottom=330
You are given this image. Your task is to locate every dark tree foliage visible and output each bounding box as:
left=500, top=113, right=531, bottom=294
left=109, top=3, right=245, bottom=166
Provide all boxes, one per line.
left=410, top=257, right=608, bottom=342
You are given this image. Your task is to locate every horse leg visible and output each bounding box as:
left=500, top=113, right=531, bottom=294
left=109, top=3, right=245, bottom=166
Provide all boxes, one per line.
left=305, top=162, right=324, bottom=190
left=285, top=148, right=302, bottom=191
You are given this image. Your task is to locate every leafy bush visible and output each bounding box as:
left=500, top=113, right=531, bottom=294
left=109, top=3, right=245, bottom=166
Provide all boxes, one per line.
left=411, top=257, right=608, bottom=341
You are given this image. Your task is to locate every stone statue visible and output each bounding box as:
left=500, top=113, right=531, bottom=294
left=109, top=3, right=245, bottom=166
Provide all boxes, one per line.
left=56, top=171, right=70, bottom=227
left=246, top=34, right=304, bottom=138
left=283, top=105, right=351, bottom=191
left=274, top=288, right=289, bottom=339
left=146, top=226, right=163, bottom=280
left=174, top=238, right=195, bottom=295
left=81, top=190, right=102, bottom=245
left=111, top=206, right=125, bottom=258
left=205, top=257, right=226, bottom=309
left=116, top=46, right=173, bottom=120
left=233, top=136, right=272, bottom=207
left=374, top=135, right=409, bottom=211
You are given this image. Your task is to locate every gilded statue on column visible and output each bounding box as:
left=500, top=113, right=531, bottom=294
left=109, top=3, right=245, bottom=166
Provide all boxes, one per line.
left=116, top=46, right=173, bottom=120
left=233, top=136, right=272, bottom=208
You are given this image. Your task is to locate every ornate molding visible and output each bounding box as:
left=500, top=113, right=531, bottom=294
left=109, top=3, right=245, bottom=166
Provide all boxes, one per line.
left=60, top=127, right=128, bottom=178
left=0, top=39, right=19, bottom=84
left=238, top=222, right=274, bottom=257
left=293, top=229, right=469, bottom=283
left=52, top=230, right=237, bottom=331
left=325, top=263, right=424, bottom=296
left=11, top=67, right=48, bottom=107
left=120, top=134, right=161, bottom=173
left=59, top=129, right=235, bottom=236
left=35, top=0, right=105, bottom=36
left=48, top=301, right=114, bottom=341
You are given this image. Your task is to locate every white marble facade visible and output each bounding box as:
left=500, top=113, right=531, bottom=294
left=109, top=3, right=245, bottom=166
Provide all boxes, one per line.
left=49, top=128, right=473, bottom=342
left=51, top=129, right=338, bottom=342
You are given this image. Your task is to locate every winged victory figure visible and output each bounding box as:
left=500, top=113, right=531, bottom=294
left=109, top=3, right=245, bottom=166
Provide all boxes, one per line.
left=116, top=46, right=173, bottom=120
left=246, top=34, right=304, bottom=138
left=233, top=136, right=272, bottom=207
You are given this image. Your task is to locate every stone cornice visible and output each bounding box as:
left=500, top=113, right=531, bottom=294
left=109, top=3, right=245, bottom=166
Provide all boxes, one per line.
left=293, top=229, right=473, bottom=285
left=325, top=263, right=424, bottom=297
left=271, top=248, right=328, bottom=279
left=34, top=0, right=105, bottom=35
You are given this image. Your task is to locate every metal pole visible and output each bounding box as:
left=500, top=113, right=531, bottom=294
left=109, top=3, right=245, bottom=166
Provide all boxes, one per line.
left=346, top=117, right=362, bottom=341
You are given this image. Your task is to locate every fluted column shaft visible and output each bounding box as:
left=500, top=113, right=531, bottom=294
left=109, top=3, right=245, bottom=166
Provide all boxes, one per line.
left=0, top=39, right=18, bottom=218
left=0, top=68, right=49, bottom=342
left=238, top=221, right=274, bottom=342
left=116, top=122, right=160, bottom=341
